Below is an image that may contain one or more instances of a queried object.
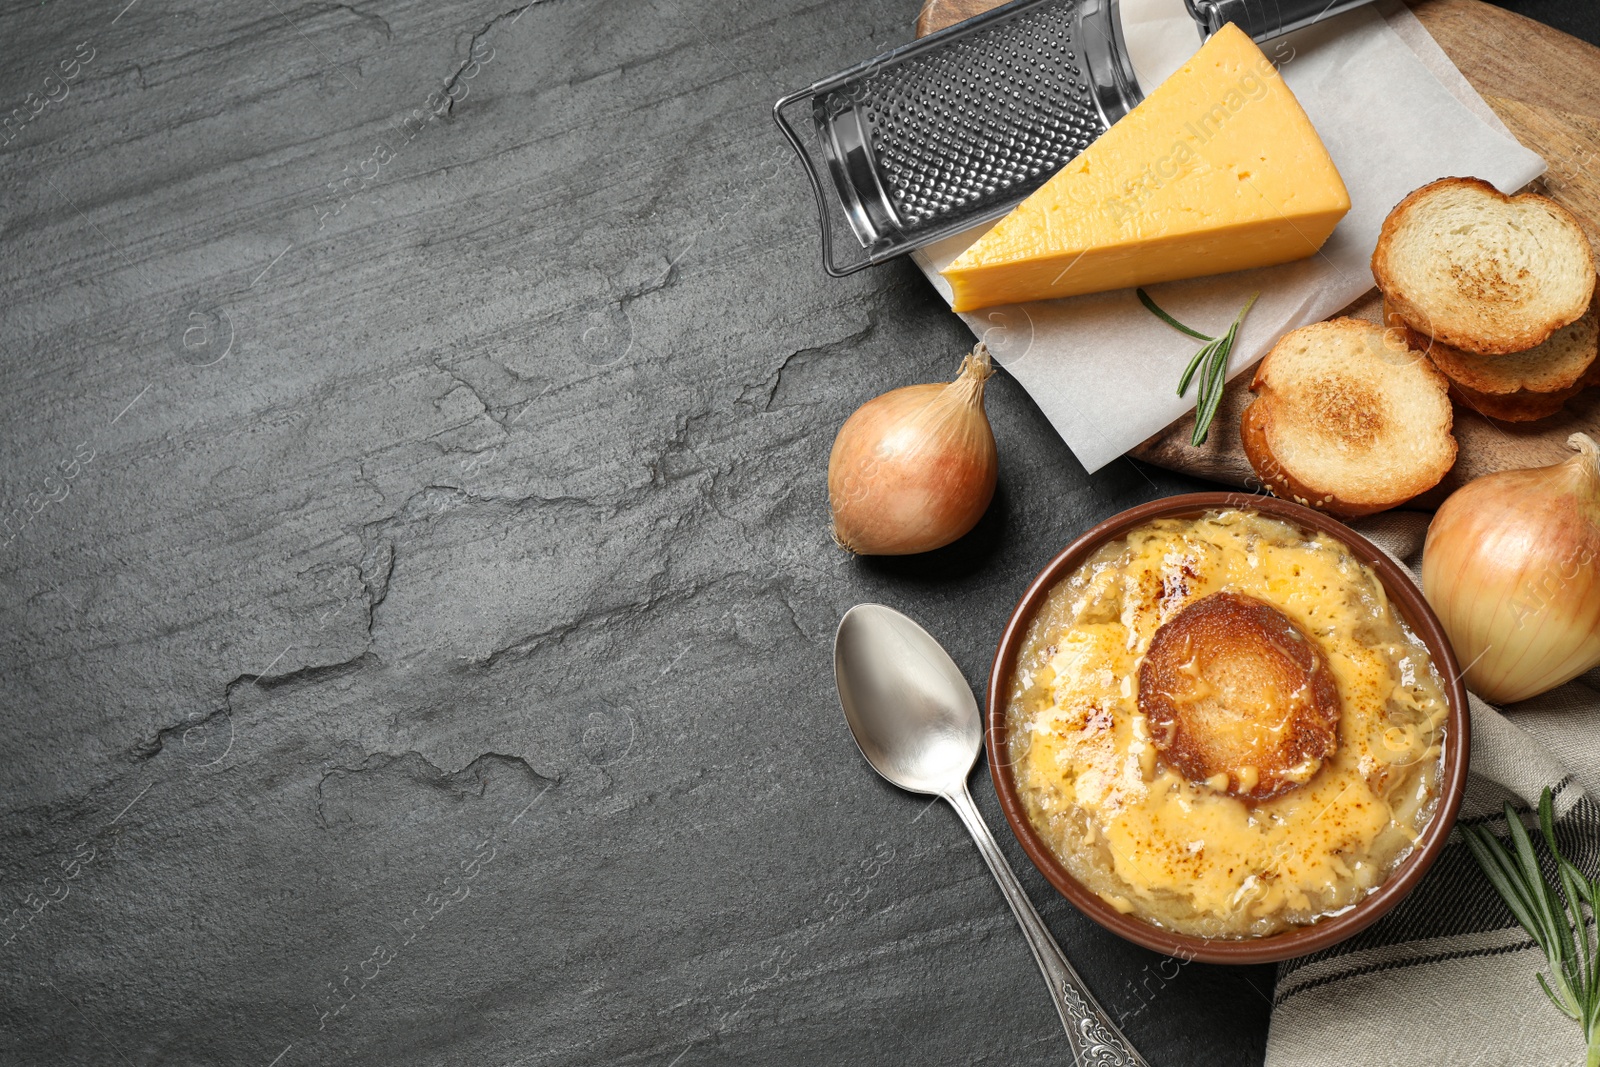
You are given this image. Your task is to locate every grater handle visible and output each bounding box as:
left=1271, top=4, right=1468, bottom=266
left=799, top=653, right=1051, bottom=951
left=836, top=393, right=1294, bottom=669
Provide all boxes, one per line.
left=1185, top=0, right=1376, bottom=41
left=773, top=89, right=876, bottom=278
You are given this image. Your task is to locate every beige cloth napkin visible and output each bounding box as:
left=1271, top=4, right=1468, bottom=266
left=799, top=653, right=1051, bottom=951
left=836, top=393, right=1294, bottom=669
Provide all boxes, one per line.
left=1266, top=511, right=1600, bottom=1067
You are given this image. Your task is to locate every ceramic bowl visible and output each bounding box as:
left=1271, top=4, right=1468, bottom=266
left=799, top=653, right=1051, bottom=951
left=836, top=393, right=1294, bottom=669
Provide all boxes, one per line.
left=985, top=491, right=1470, bottom=964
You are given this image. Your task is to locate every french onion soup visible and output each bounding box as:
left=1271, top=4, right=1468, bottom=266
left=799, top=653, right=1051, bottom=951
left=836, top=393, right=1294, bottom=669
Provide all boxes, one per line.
left=1005, top=509, right=1447, bottom=939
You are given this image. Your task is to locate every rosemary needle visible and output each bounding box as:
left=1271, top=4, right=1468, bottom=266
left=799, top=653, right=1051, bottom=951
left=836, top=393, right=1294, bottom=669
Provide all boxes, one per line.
left=1176, top=337, right=1220, bottom=397
left=1137, top=288, right=1215, bottom=341
left=1138, top=289, right=1260, bottom=447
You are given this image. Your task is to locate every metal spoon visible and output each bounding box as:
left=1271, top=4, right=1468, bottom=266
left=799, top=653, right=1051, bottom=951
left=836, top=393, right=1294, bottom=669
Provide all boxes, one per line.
left=833, top=603, right=1150, bottom=1067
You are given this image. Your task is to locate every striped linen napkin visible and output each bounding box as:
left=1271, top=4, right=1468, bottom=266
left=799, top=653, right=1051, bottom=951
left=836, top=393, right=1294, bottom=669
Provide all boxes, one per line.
left=1266, top=511, right=1600, bottom=1067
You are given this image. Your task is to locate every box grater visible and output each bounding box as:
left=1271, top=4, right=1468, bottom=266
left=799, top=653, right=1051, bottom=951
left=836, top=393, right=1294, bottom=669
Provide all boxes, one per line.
left=774, top=0, right=1376, bottom=276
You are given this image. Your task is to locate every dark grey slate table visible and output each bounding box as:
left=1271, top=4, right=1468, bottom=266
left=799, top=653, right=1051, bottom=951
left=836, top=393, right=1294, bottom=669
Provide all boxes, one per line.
left=0, top=0, right=1590, bottom=1064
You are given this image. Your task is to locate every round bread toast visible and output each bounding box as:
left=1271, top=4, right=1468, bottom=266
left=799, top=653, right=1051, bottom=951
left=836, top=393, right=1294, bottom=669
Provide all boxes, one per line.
left=1449, top=379, right=1580, bottom=423
left=1139, top=592, right=1340, bottom=801
left=1241, top=318, right=1456, bottom=518
left=1382, top=298, right=1598, bottom=396
left=1372, top=177, right=1596, bottom=356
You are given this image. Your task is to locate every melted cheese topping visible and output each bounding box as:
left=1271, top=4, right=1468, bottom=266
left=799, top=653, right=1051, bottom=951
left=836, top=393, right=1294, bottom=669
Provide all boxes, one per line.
left=1007, top=510, right=1446, bottom=939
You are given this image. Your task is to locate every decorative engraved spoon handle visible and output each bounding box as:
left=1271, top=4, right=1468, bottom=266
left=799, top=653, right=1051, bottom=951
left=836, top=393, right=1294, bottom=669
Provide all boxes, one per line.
left=945, top=781, right=1152, bottom=1067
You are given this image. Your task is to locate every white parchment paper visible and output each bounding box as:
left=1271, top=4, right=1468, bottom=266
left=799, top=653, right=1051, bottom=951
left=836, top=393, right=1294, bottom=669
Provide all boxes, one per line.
left=910, top=0, right=1545, bottom=473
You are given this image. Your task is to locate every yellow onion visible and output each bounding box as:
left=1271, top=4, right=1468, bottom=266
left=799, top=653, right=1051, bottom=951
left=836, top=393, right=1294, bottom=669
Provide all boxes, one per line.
left=827, top=343, right=997, bottom=555
left=1421, top=433, right=1600, bottom=704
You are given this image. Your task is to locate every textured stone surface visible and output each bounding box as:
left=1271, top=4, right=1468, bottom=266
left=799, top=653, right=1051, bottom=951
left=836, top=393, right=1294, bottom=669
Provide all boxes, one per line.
left=0, top=1, right=1582, bottom=1064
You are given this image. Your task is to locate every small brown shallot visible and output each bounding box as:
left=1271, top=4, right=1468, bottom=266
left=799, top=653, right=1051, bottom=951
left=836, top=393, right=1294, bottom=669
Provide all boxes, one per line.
left=827, top=343, right=998, bottom=556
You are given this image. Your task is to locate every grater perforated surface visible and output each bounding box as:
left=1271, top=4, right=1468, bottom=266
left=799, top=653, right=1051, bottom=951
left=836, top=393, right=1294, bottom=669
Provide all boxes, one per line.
left=817, top=1, right=1107, bottom=233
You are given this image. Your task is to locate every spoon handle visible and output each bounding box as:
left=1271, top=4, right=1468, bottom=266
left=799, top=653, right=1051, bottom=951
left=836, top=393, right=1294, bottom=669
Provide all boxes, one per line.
left=946, top=782, right=1152, bottom=1067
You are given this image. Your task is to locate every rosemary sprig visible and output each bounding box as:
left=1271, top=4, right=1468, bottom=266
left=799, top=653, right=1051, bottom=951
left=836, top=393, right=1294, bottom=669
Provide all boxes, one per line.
left=1137, top=288, right=1259, bottom=446
left=1463, top=788, right=1600, bottom=1067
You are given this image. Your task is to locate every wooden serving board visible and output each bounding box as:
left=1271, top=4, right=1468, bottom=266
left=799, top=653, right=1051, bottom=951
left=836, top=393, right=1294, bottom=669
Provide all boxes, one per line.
left=916, top=0, right=1600, bottom=503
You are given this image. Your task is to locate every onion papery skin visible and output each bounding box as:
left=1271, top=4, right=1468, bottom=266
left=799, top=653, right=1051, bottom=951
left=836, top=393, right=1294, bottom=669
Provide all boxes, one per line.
left=827, top=352, right=997, bottom=556
left=1421, top=434, right=1600, bottom=705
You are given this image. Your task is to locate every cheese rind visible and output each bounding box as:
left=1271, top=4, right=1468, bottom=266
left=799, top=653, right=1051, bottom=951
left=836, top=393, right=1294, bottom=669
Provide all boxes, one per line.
left=941, top=23, right=1350, bottom=312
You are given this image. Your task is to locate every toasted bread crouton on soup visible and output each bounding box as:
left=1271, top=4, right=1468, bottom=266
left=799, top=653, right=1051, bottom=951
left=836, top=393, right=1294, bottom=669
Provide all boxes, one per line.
left=1138, top=592, right=1340, bottom=802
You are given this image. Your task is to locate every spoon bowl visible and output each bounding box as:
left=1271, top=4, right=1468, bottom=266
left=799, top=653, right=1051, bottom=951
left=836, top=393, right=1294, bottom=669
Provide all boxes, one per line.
left=834, top=603, right=981, bottom=796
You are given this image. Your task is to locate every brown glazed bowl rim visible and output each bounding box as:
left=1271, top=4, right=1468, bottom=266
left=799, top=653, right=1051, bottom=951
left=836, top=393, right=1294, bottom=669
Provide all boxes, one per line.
left=985, top=491, right=1470, bottom=965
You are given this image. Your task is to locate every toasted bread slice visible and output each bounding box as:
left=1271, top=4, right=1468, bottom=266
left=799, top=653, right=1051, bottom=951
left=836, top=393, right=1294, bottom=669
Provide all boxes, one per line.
left=1372, top=177, right=1596, bottom=355
left=1139, top=592, right=1340, bottom=801
left=1241, top=318, right=1456, bottom=517
left=1450, top=380, right=1580, bottom=423
left=1383, top=297, right=1598, bottom=395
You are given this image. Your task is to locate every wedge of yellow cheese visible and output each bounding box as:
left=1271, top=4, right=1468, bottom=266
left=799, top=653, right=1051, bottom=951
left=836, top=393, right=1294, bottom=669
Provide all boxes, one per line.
left=941, top=23, right=1350, bottom=313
